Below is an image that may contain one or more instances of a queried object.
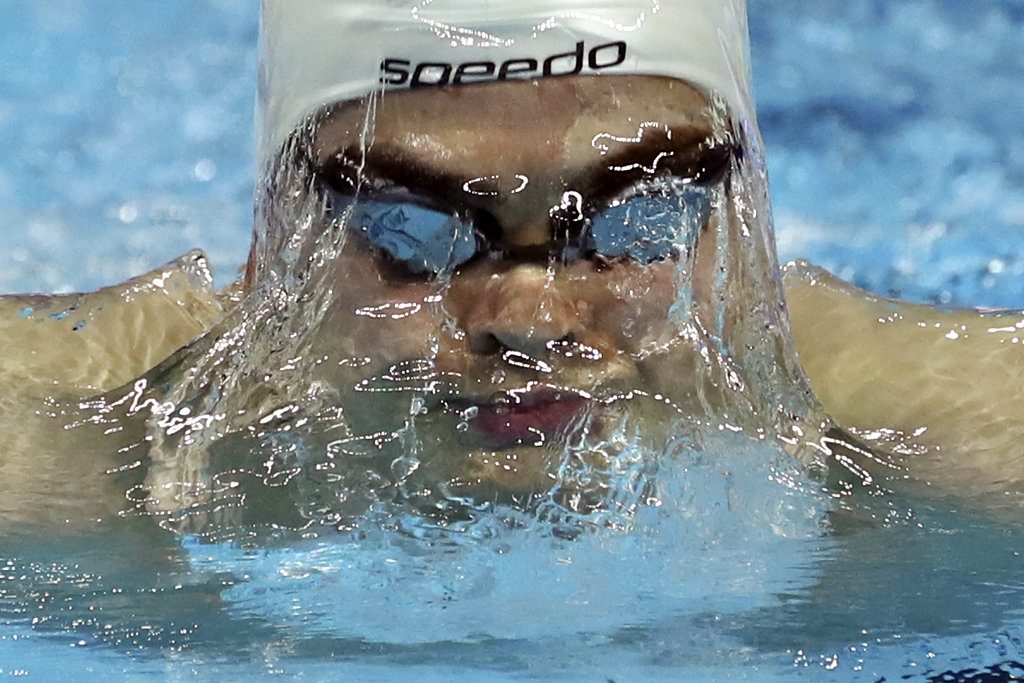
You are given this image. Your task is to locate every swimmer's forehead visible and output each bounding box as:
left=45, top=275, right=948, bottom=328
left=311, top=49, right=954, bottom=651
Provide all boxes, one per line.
left=311, top=76, right=715, bottom=177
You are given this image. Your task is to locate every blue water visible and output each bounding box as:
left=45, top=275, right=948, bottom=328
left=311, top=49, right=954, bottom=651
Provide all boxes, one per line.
left=754, top=0, right=1024, bottom=309
left=2, top=1, right=1024, bottom=680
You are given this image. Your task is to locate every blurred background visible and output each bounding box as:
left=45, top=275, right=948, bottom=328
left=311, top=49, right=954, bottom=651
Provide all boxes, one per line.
left=0, top=0, right=1021, bottom=307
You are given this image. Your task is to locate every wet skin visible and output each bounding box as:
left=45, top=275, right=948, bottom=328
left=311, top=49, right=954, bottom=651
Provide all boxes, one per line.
left=249, top=76, right=740, bottom=499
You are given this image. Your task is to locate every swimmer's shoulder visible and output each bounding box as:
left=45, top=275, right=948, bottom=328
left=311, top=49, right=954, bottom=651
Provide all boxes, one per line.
left=784, top=261, right=1024, bottom=507
left=0, top=250, right=229, bottom=395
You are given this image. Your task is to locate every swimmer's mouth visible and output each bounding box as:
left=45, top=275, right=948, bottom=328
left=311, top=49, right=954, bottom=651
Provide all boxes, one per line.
left=442, top=389, right=592, bottom=449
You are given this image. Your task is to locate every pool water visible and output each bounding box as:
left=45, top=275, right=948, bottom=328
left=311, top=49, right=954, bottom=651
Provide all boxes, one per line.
left=2, top=1, right=1024, bottom=681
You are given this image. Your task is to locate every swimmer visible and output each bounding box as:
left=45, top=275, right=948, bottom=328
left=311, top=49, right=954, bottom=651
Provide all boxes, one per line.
left=0, top=0, right=1018, bottom=532
left=181, top=0, right=832, bottom=519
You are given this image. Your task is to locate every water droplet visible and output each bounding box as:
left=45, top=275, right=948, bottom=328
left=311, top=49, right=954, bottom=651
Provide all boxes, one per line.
left=409, top=396, right=425, bottom=416
left=192, top=159, right=217, bottom=182
left=118, top=203, right=139, bottom=224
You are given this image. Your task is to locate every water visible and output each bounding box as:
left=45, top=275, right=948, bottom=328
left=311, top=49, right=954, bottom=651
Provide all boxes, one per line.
left=2, top=1, right=1024, bottom=681
left=751, top=0, right=1024, bottom=309
left=0, top=0, right=255, bottom=293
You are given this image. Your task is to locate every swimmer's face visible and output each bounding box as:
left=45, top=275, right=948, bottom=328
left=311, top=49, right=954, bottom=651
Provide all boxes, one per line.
left=272, top=76, right=734, bottom=498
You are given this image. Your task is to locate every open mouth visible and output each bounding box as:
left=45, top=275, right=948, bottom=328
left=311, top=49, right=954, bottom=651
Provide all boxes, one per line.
left=444, top=389, right=592, bottom=449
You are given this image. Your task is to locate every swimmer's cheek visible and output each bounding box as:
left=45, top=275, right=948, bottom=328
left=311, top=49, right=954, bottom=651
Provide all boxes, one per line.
left=579, top=259, right=681, bottom=353
left=318, top=299, right=443, bottom=364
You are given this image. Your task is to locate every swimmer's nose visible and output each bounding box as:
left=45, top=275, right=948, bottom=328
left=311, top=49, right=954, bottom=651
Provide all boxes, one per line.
left=464, top=264, right=586, bottom=358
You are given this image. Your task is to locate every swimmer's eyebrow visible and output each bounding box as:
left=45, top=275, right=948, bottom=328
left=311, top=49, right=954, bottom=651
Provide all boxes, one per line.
left=314, top=125, right=735, bottom=203
left=315, top=146, right=468, bottom=202
left=583, top=128, right=737, bottom=204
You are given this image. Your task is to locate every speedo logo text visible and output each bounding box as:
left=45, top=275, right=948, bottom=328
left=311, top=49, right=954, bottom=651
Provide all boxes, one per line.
left=379, top=40, right=628, bottom=88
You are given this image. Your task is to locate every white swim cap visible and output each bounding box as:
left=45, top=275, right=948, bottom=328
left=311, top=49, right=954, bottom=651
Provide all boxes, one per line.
left=257, top=0, right=754, bottom=164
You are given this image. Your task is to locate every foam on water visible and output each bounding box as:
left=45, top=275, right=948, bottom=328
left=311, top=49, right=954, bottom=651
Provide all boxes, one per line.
left=182, top=432, right=829, bottom=645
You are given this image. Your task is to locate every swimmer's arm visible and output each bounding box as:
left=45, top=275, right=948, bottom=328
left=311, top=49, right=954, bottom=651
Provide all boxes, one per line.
left=784, top=261, right=1024, bottom=500
left=0, top=250, right=225, bottom=395
left=0, top=384, right=153, bottom=534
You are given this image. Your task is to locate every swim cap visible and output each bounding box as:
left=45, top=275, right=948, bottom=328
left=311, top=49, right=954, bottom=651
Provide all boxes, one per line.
left=258, top=0, right=754, bottom=163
